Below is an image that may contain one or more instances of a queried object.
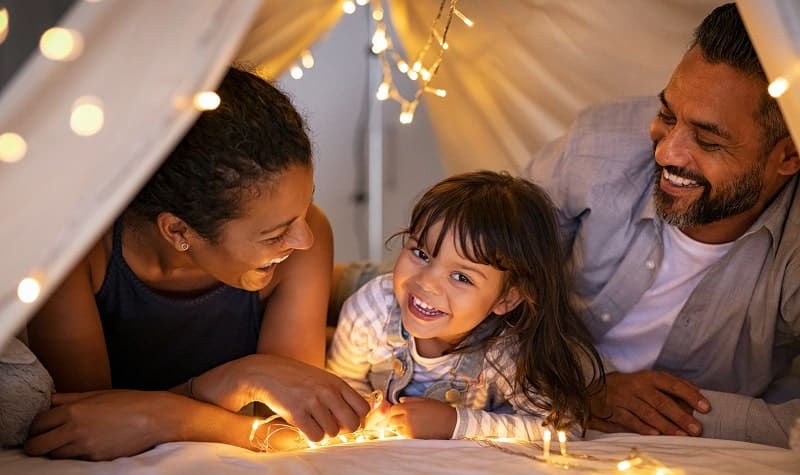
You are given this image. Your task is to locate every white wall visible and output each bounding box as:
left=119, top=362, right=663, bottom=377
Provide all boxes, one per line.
left=276, top=8, right=445, bottom=264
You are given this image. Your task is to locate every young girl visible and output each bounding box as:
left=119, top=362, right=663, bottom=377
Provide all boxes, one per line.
left=327, top=171, right=604, bottom=441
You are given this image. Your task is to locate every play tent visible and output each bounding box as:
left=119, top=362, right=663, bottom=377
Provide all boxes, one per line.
left=0, top=0, right=799, bottom=472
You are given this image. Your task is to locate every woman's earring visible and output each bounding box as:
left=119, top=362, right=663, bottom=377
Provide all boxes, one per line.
left=179, top=242, right=190, bottom=252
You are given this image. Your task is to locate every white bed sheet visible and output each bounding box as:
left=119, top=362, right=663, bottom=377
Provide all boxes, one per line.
left=2, top=434, right=798, bottom=474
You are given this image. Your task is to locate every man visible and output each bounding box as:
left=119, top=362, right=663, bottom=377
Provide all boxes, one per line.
left=526, top=3, right=799, bottom=447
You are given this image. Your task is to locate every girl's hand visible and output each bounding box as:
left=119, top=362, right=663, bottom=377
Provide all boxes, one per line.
left=24, top=390, right=182, bottom=461
left=364, top=397, right=393, bottom=430
left=192, top=353, right=370, bottom=441
left=388, top=397, right=456, bottom=439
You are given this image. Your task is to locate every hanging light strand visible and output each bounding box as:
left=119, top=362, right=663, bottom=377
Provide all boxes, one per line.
left=372, top=0, right=469, bottom=124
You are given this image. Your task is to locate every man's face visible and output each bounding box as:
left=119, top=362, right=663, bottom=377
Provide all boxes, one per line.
left=649, top=47, right=778, bottom=239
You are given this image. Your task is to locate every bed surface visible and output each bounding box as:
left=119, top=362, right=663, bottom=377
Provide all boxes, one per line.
left=3, top=433, right=799, bottom=474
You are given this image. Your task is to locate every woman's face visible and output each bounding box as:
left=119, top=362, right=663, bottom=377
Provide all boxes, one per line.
left=187, top=164, right=315, bottom=291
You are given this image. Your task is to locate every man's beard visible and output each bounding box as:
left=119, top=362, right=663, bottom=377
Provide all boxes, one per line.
left=652, top=162, right=764, bottom=228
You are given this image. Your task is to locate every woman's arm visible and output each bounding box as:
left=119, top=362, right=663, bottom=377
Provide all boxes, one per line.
left=258, top=203, right=333, bottom=367
left=24, top=389, right=275, bottom=460
left=26, top=236, right=112, bottom=391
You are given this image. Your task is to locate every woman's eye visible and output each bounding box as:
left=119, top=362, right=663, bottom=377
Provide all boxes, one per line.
left=411, top=247, right=429, bottom=261
left=452, top=273, right=472, bottom=285
left=263, top=232, right=287, bottom=245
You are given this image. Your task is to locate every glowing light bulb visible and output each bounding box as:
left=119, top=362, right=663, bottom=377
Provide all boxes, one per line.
left=399, top=102, right=415, bottom=124
left=412, top=61, right=422, bottom=72
left=371, top=28, right=388, bottom=54
left=192, top=91, right=220, bottom=111
left=768, top=77, right=790, bottom=98
left=18, top=277, right=41, bottom=303
left=70, top=95, right=104, bottom=136
left=290, top=64, right=303, bottom=79
left=356, top=0, right=369, bottom=5
left=433, top=88, right=446, bottom=97
left=376, top=82, right=390, bottom=101
left=301, top=50, right=315, bottom=69
left=407, top=70, right=419, bottom=81
left=420, top=69, right=432, bottom=81
left=0, top=8, right=9, bottom=45
left=397, top=60, right=409, bottom=73
left=372, top=9, right=384, bottom=21
left=454, top=9, right=474, bottom=27
left=39, top=27, right=83, bottom=61
left=0, top=132, right=27, bottom=163
left=342, top=1, right=356, bottom=14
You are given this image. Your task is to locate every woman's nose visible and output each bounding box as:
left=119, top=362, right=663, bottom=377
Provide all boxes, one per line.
left=284, top=219, right=314, bottom=251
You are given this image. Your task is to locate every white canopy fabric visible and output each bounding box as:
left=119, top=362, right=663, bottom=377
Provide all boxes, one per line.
left=1, top=0, right=799, bottom=350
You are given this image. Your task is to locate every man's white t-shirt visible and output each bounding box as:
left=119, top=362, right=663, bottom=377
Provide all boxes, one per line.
left=597, top=224, right=733, bottom=373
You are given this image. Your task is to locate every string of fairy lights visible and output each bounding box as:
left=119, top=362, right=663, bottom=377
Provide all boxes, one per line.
left=285, top=0, right=472, bottom=125
left=0, top=2, right=223, bottom=306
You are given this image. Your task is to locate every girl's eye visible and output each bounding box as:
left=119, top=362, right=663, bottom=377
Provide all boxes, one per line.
left=411, top=247, right=429, bottom=262
left=452, top=272, right=472, bottom=285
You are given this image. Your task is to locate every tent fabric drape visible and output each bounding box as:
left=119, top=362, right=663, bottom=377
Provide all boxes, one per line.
left=236, top=0, right=344, bottom=78
left=388, top=0, right=723, bottom=173
left=0, top=0, right=262, bottom=348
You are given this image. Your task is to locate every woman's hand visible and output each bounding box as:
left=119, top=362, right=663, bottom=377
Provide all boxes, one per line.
left=192, top=353, right=370, bottom=441
left=24, top=390, right=181, bottom=460
left=388, top=397, right=456, bottom=439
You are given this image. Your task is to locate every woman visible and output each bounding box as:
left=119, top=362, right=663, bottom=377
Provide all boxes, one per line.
left=23, top=68, right=369, bottom=460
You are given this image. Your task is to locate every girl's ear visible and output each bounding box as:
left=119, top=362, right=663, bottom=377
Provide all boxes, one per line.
left=492, top=287, right=523, bottom=316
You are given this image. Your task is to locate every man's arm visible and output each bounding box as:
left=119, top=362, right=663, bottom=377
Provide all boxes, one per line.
left=697, top=390, right=799, bottom=448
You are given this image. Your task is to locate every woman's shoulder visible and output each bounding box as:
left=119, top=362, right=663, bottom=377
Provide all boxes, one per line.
left=85, top=226, right=115, bottom=294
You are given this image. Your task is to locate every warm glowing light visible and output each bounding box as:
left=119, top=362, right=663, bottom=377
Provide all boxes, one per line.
left=397, top=60, right=409, bottom=73
left=290, top=64, right=303, bottom=79
left=768, top=77, right=790, bottom=98
left=371, top=28, right=388, bottom=54
left=376, top=82, right=390, bottom=101
left=342, top=1, right=356, bottom=14
left=412, top=61, right=422, bottom=72
left=542, top=429, right=551, bottom=459
left=427, top=87, right=447, bottom=97
left=617, top=456, right=642, bottom=471
left=372, top=9, right=384, bottom=21
left=17, top=277, right=41, bottom=303
left=39, top=27, right=83, bottom=61
left=557, top=430, right=567, bottom=456
left=399, top=103, right=415, bottom=124
left=420, top=69, right=432, bottom=81
left=70, top=96, right=104, bottom=136
left=0, top=8, right=9, bottom=45
left=356, top=0, right=369, bottom=5
left=0, top=132, right=27, bottom=163
left=407, top=70, right=419, bottom=81
left=301, top=50, right=315, bottom=69
left=454, top=9, right=474, bottom=27
left=192, top=91, right=221, bottom=111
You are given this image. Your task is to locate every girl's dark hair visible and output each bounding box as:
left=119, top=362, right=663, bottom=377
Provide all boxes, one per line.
left=127, top=67, right=312, bottom=242
left=395, top=171, right=604, bottom=431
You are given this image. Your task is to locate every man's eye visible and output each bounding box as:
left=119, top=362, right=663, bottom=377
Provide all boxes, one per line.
left=657, top=111, right=676, bottom=125
left=696, top=138, right=720, bottom=151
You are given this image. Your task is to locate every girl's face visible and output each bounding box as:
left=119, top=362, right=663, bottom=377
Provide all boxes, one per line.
left=392, top=220, right=514, bottom=356
left=187, top=164, right=315, bottom=291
